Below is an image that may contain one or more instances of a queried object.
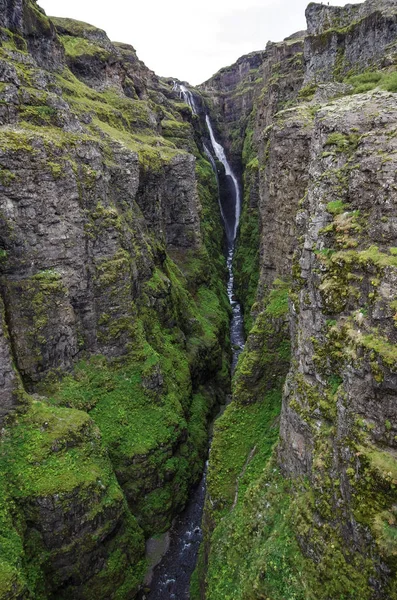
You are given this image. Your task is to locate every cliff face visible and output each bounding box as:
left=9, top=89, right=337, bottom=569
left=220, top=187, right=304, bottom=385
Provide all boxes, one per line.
left=2, top=0, right=397, bottom=598
left=200, top=1, right=397, bottom=599
left=304, top=0, right=397, bottom=84
left=279, top=90, right=397, bottom=593
left=0, top=1, right=230, bottom=598
left=199, top=51, right=266, bottom=165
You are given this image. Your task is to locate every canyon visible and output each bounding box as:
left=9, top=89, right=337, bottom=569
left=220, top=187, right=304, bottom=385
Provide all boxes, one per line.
left=0, top=0, right=396, bottom=598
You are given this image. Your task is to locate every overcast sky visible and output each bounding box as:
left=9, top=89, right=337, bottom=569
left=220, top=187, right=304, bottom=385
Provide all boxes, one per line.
left=39, top=0, right=361, bottom=85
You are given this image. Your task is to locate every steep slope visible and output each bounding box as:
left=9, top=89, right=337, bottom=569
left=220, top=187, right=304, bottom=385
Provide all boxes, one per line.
left=199, top=1, right=397, bottom=598
left=2, top=0, right=397, bottom=598
left=0, top=1, right=230, bottom=598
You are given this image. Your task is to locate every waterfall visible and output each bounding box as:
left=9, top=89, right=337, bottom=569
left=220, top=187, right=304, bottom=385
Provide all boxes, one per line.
left=173, top=82, right=241, bottom=241
left=173, top=81, right=199, bottom=115
left=205, top=115, right=241, bottom=241
left=146, top=80, right=246, bottom=600
left=171, top=84, right=245, bottom=361
left=203, top=143, right=227, bottom=226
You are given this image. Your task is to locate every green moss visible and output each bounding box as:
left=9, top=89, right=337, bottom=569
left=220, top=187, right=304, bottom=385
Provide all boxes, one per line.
left=326, top=199, right=348, bottom=215
left=61, top=36, right=111, bottom=60
left=81, top=515, right=145, bottom=600
left=332, top=245, right=397, bottom=269
left=324, top=132, right=360, bottom=154
left=358, top=332, right=397, bottom=368
left=190, top=543, right=205, bottom=600
left=0, top=476, right=27, bottom=598
left=373, top=509, right=397, bottom=558
left=0, top=399, right=145, bottom=597
left=19, top=105, right=58, bottom=126
left=50, top=17, right=106, bottom=37
left=298, top=83, right=317, bottom=100
left=0, top=168, right=16, bottom=186
left=207, top=390, right=282, bottom=520
left=48, top=354, right=183, bottom=457
left=232, top=279, right=290, bottom=406
left=345, top=69, right=397, bottom=95
left=2, top=401, right=110, bottom=496
left=265, top=278, right=289, bottom=317
left=0, top=129, right=35, bottom=153
left=206, top=462, right=308, bottom=600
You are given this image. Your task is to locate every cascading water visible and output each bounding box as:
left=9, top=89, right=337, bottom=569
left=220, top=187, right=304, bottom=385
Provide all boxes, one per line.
left=205, top=115, right=241, bottom=242
left=204, top=114, right=244, bottom=370
left=144, top=84, right=245, bottom=600
left=173, top=81, right=198, bottom=114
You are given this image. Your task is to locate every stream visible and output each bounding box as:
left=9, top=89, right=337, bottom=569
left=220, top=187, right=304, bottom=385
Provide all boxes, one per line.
left=143, top=85, right=245, bottom=599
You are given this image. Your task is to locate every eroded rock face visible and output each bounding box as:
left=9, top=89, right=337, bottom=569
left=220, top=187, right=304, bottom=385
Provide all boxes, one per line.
left=200, top=0, right=397, bottom=597
left=136, top=153, right=201, bottom=250
left=0, top=2, right=229, bottom=598
left=280, top=90, right=397, bottom=596
left=0, top=297, right=20, bottom=422
left=306, top=0, right=397, bottom=36
left=305, top=0, right=397, bottom=83
left=0, top=0, right=64, bottom=69
left=199, top=51, right=267, bottom=163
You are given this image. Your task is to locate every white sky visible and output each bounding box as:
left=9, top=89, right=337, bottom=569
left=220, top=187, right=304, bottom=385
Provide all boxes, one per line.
left=39, top=0, right=362, bottom=85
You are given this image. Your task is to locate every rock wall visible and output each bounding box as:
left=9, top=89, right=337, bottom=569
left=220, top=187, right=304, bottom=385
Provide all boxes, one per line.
left=304, top=0, right=397, bottom=83
left=199, top=51, right=266, bottom=165
left=0, top=1, right=230, bottom=598
left=2, top=0, right=397, bottom=598
left=199, top=1, right=397, bottom=598
left=278, top=90, right=397, bottom=598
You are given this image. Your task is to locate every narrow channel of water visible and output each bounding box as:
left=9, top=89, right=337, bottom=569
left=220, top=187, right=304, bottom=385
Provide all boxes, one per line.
left=143, top=85, right=245, bottom=600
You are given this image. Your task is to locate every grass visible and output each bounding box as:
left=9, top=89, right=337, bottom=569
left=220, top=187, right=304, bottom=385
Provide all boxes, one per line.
left=345, top=69, right=397, bottom=94
left=327, top=199, right=348, bottom=215
left=207, top=390, right=282, bottom=520
left=0, top=399, right=146, bottom=597
left=265, top=278, right=290, bottom=318
left=61, top=36, right=111, bottom=60
left=324, top=132, right=360, bottom=154
left=206, top=463, right=308, bottom=600
left=1, top=400, right=118, bottom=497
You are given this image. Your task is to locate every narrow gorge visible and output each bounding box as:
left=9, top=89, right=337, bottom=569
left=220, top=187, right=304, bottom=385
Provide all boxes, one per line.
left=0, top=1, right=396, bottom=599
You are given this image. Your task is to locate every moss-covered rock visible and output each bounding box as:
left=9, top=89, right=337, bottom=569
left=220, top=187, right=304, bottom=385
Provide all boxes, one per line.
left=0, top=2, right=231, bottom=598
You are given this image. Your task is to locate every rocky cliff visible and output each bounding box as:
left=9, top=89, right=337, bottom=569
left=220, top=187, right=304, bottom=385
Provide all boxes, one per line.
left=0, top=1, right=230, bottom=598
left=199, top=1, right=397, bottom=599
left=1, top=0, right=397, bottom=598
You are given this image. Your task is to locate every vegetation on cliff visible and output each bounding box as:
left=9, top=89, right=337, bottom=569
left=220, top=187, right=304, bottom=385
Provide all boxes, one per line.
left=0, top=2, right=230, bottom=597
left=199, top=1, right=397, bottom=599
left=1, top=0, right=397, bottom=599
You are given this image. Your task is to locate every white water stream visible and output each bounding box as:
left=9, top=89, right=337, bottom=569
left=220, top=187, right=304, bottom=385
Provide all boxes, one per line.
left=205, top=115, right=241, bottom=241
left=144, top=84, right=245, bottom=599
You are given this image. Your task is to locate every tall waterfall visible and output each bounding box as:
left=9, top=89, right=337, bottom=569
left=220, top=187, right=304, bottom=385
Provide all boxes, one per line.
left=146, top=81, right=245, bottom=600
left=172, top=85, right=245, bottom=362
left=173, top=82, right=199, bottom=114
left=173, top=82, right=241, bottom=241
left=205, top=116, right=241, bottom=241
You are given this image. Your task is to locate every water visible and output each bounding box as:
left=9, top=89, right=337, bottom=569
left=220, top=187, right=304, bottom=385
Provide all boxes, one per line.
left=142, top=470, right=206, bottom=599
left=144, top=85, right=245, bottom=600
left=173, top=82, right=199, bottom=114
left=205, top=115, right=241, bottom=242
